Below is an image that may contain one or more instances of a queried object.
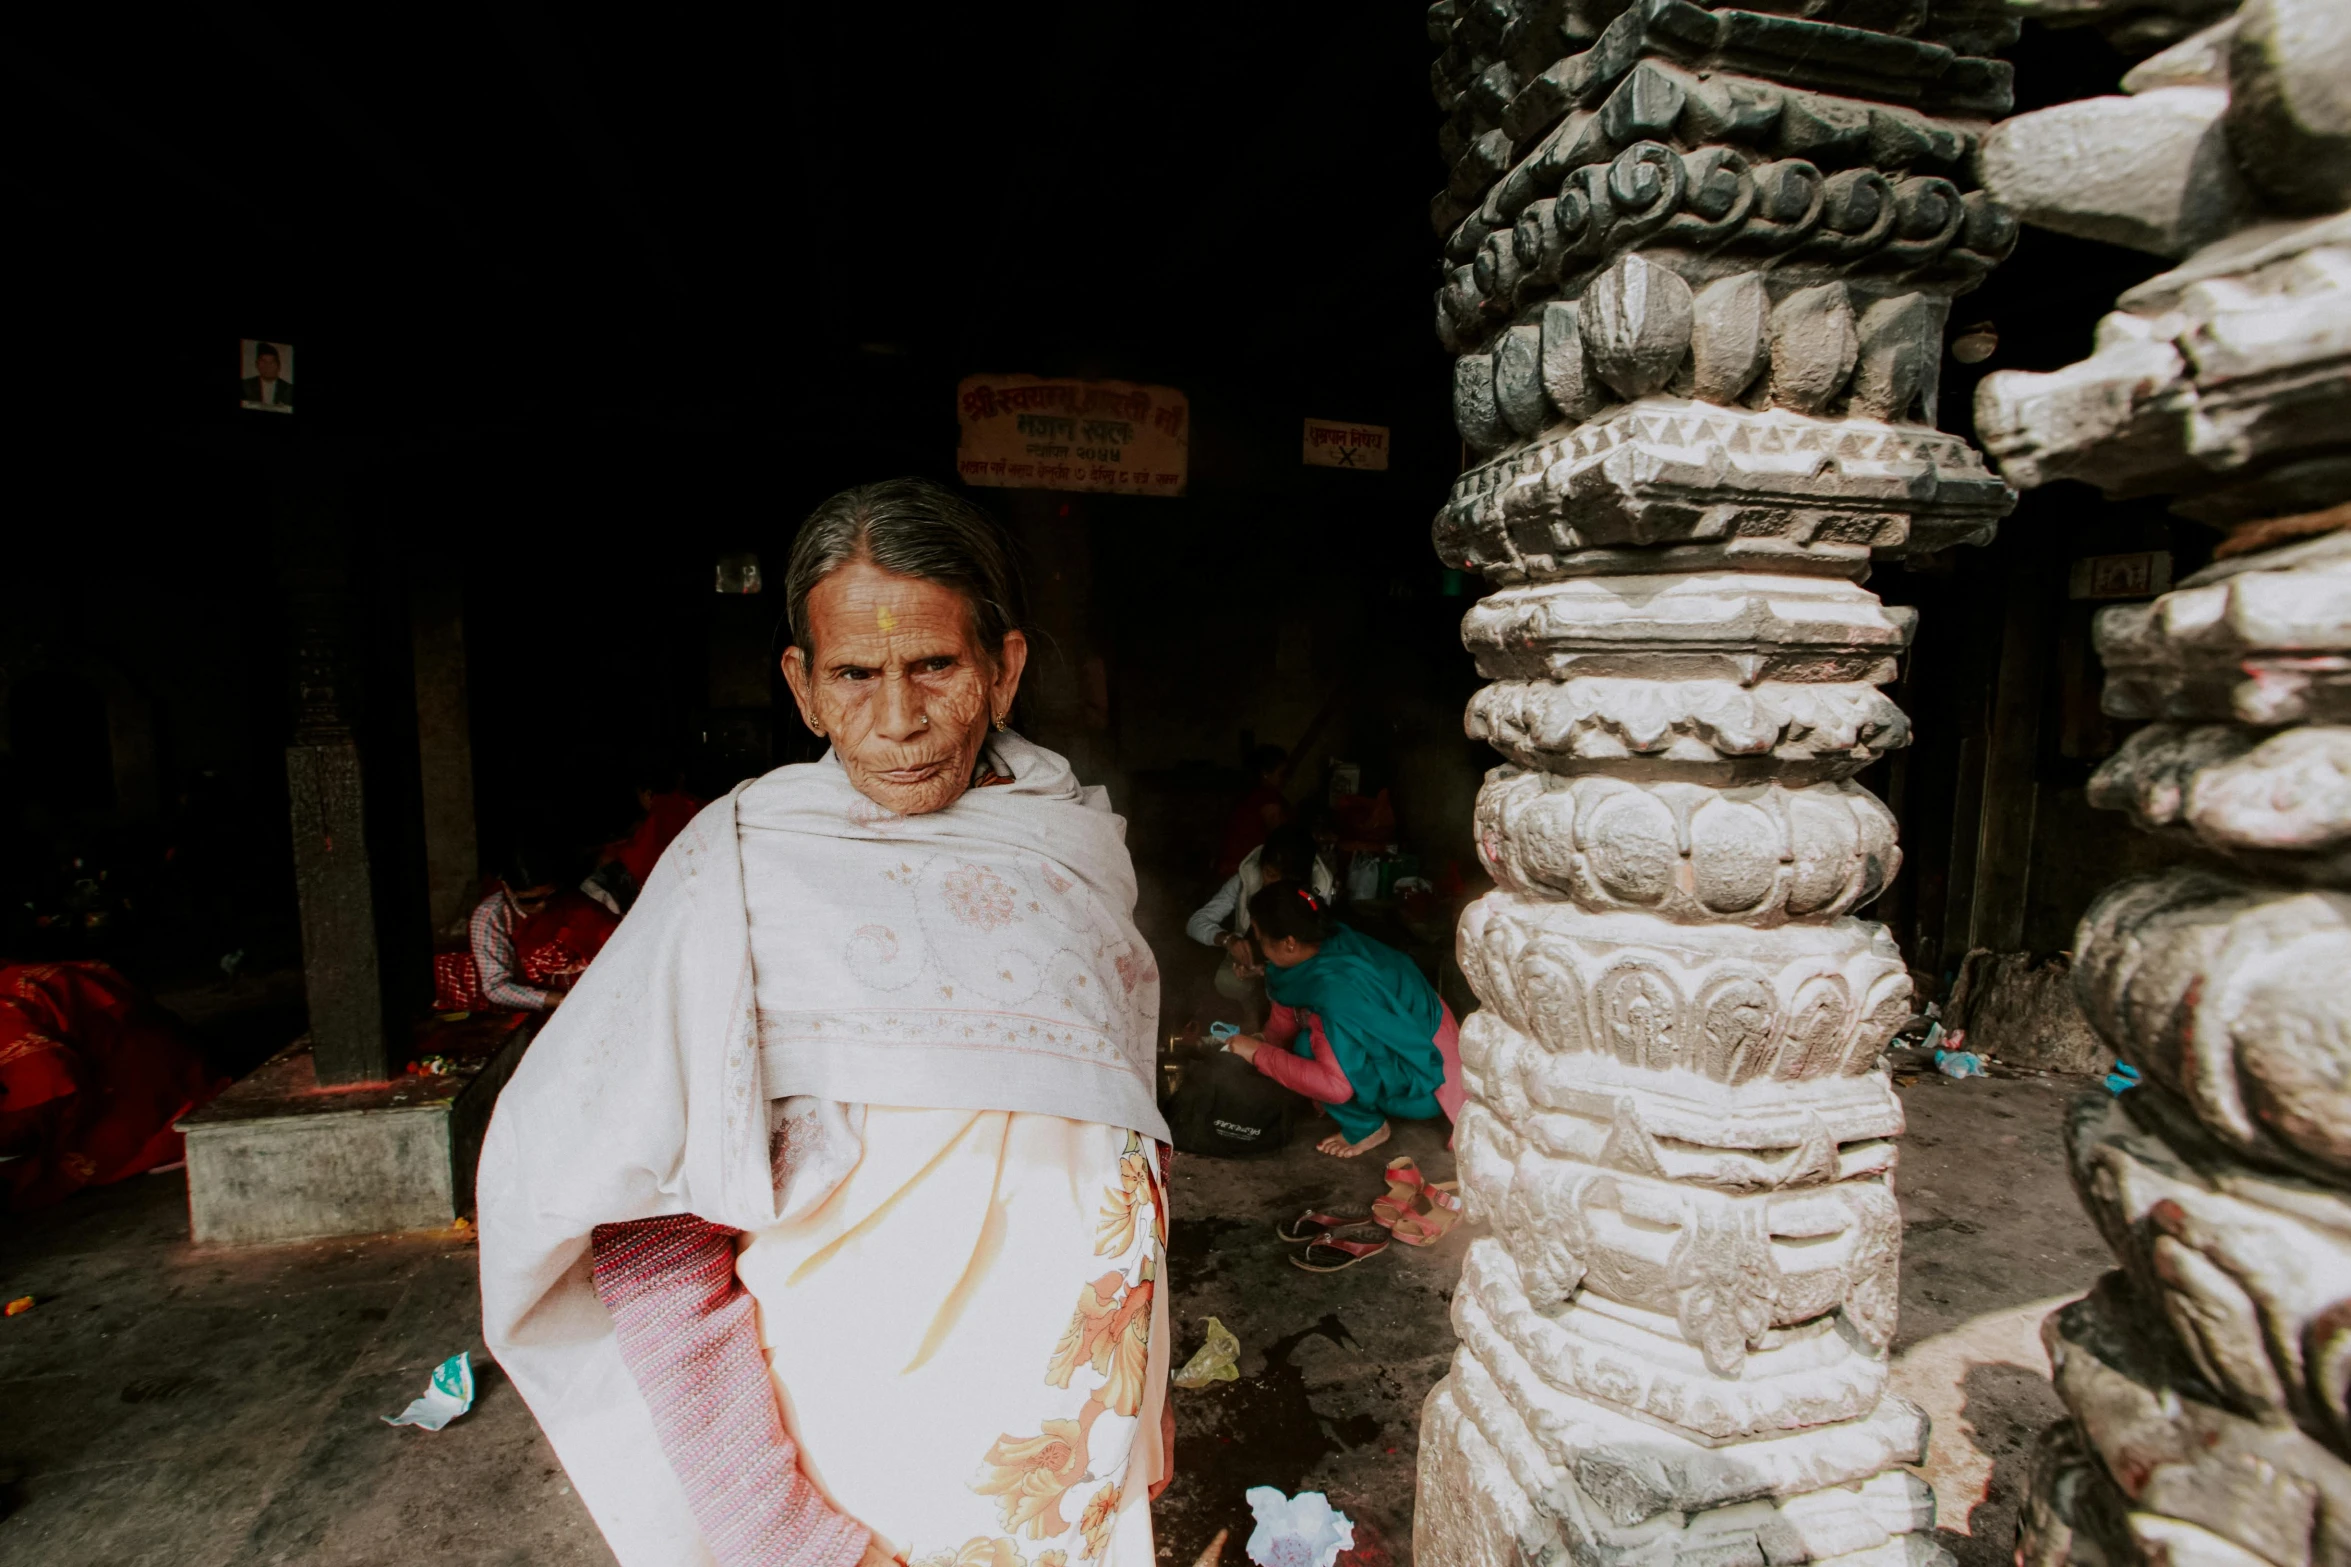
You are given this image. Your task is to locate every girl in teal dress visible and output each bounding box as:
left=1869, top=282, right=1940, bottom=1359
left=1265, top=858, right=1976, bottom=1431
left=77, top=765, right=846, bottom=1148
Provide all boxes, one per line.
left=1226, top=883, right=1464, bottom=1157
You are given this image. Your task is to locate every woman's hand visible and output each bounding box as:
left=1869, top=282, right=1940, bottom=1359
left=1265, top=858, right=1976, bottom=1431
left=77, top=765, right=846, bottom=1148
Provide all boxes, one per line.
left=1227, top=1035, right=1261, bottom=1063
left=857, top=1535, right=903, bottom=1567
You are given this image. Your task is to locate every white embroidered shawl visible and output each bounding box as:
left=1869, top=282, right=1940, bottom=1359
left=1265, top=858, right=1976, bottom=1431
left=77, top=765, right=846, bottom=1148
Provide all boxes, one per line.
left=476, top=736, right=1166, bottom=1565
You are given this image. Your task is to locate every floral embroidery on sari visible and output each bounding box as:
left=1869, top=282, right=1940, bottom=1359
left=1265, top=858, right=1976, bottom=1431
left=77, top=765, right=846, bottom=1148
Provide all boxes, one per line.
left=973, top=1406, right=1097, bottom=1539
left=1078, top=1485, right=1122, bottom=1561
left=1095, top=1138, right=1154, bottom=1257
left=939, top=1130, right=1162, bottom=1563
left=912, top=1536, right=1032, bottom=1567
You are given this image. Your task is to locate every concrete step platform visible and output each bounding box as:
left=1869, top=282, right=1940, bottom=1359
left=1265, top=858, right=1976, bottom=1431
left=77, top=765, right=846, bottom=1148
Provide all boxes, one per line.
left=176, top=1016, right=536, bottom=1245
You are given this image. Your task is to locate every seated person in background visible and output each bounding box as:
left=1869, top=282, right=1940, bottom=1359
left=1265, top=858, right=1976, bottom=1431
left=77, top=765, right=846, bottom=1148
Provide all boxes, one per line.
left=1226, top=883, right=1464, bottom=1158
left=584, top=769, right=705, bottom=917
left=1186, top=824, right=1335, bottom=1023
left=469, top=848, right=579, bottom=1013
left=0, top=960, right=227, bottom=1210
left=1213, top=743, right=1290, bottom=877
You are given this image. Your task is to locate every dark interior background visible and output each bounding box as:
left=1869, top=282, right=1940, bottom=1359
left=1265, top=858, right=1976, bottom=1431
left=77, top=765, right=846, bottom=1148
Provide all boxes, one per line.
left=0, top=4, right=2174, bottom=1025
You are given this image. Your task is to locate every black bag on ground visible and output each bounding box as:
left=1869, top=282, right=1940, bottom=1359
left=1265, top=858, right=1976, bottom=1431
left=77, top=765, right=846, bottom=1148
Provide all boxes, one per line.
left=1165, top=1048, right=1295, bottom=1158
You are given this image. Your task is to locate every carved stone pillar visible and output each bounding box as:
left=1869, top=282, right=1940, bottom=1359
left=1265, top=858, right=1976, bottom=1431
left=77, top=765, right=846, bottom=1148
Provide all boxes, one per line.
left=1968, top=4, right=2351, bottom=1564
left=1411, top=2, right=2021, bottom=1561
left=276, top=484, right=400, bottom=1086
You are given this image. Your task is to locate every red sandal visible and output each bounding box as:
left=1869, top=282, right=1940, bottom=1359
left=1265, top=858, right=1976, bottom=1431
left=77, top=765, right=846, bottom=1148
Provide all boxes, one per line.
left=1371, top=1156, right=1426, bottom=1229
left=1276, top=1209, right=1369, bottom=1243
left=1390, top=1180, right=1463, bottom=1247
left=1291, top=1225, right=1392, bottom=1272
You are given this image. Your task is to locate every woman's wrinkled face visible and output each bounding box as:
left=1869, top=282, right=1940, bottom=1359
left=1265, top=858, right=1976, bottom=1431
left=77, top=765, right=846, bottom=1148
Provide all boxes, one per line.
left=781, top=559, right=1027, bottom=817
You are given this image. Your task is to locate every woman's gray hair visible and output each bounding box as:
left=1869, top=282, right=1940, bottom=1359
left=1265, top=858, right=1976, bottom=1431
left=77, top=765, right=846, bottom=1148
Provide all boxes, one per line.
left=783, top=478, right=1026, bottom=667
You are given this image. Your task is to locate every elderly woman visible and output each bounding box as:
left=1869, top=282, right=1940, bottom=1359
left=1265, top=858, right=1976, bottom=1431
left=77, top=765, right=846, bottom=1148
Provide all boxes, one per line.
left=480, top=480, right=1171, bottom=1567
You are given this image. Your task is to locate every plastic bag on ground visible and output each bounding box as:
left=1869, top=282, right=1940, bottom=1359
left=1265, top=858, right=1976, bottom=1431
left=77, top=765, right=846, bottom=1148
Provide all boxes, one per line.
left=1245, top=1488, right=1355, bottom=1567
left=384, top=1351, right=475, bottom=1430
left=1173, top=1316, right=1241, bottom=1388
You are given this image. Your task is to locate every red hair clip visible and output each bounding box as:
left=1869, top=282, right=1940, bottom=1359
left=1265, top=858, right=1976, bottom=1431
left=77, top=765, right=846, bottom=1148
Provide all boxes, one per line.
left=1296, top=887, right=1322, bottom=912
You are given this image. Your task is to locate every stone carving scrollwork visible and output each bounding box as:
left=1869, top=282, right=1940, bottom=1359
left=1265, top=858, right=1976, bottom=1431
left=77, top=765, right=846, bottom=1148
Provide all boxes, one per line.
left=1414, top=0, right=2019, bottom=1559
left=1965, top=2, right=2351, bottom=1563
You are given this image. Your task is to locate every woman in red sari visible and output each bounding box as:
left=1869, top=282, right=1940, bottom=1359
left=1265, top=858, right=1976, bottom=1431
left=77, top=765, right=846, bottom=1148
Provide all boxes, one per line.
left=0, top=961, right=226, bottom=1211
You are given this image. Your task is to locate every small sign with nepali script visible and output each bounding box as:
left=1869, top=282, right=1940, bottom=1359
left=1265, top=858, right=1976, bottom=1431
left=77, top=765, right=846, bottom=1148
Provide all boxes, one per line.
left=2068, top=551, right=2173, bottom=601
left=1302, top=418, right=1388, bottom=469
left=956, top=375, right=1188, bottom=497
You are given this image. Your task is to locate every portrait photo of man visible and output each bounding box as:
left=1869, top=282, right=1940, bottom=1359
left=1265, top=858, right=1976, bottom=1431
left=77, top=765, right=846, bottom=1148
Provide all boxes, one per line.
left=239, top=339, right=294, bottom=413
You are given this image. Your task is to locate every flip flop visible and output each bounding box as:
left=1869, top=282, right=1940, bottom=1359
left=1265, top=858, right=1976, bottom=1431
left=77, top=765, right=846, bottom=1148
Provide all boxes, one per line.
left=1276, top=1209, right=1369, bottom=1243
left=1292, top=1227, right=1391, bottom=1273
left=1370, top=1156, right=1424, bottom=1229
left=1391, top=1181, right=1464, bottom=1247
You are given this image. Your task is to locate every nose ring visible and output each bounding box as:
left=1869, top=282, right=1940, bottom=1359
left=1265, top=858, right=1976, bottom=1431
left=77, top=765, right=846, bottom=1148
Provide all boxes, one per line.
left=918, top=713, right=930, bottom=727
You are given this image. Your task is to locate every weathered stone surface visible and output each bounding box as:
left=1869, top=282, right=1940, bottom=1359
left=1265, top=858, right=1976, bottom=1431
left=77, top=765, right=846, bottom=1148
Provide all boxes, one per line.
left=1453, top=1238, right=1894, bottom=1440
left=2089, top=721, right=2351, bottom=880
left=1497, top=321, right=1551, bottom=436
left=1467, top=667, right=1909, bottom=779
left=2075, top=866, right=2351, bottom=1178
left=2044, top=1274, right=2351, bottom=1567
left=1421, top=2, right=2014, bottom=1556
left=1975, top=218, right=2351, bottom=511
left=285, top=740, right=393, bottom=1085
left=1458, top=1104, right=1903, bottom=1355
left=1586, top=252, right=1699, bottom=401
left=2014, top=1419, right=2138, bottom=1567
left=1476, top=769, right=1903, bottom=925
left=1446, top=1336, right=1934, bottom=1521
left=1691, top=273, right=1771, bottom=405
left=1435, top=399, right=2012, bottom=584
left=1545, top=297, right=1608, bottom=423
left=1851, top=293, right=1946, bottom=422
left=1771, top=284, right=1862, bottom=415
left=1467, top=676, right=1912, bottom=781
left=1423, top=1348, right=1944, bottom=1558
left=1458, top=898, right=1913, bottom=1081
left=2226, top=0, right=2351, bottom=216
left=181, top=1029, right=531, bottom=1244
left=2066, top=1089, right=2351, bottom=1454
left=1942, top=948, right=2115, bottom=1074
left=1970, top=6, right=2351, bottom=1555
left=1458, top=1012, right=1905, bottom=1190
left=2095, top=532, right=2351, bottom=726
left=1457, top=350, right=1509, bottom=451
left=1976, top=87, right=2257, bottom=258
left=1440, top=39, right=2012, bottom=254
left=1416, top=1384, right=1533, bottom=1567
left=1461, top=574, right=1916, bottom=685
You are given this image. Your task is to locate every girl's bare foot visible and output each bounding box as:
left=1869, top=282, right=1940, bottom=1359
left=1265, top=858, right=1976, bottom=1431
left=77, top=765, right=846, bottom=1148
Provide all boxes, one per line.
left=1317, top=1121, right=1391, bottom=1158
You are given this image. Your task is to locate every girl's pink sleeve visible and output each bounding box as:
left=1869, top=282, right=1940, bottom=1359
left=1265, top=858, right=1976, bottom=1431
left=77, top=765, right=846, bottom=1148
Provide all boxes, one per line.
left=590, top=1215, right=868, bottom=1567
left=1262, top=1001, right=1302, bottom=1047
left=1249, top=1010, right=1354, bottom=1104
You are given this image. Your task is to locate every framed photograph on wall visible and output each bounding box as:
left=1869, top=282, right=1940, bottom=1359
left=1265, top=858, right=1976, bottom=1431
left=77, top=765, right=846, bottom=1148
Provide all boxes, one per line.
left=239, top=339, right=294, bottom=413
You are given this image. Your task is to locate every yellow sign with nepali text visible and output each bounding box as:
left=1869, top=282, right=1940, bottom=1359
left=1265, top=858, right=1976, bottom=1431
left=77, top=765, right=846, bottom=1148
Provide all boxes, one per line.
left=956, top=375, right=1188, bottom=497
left=1302, top=418, right=1388, bottom=469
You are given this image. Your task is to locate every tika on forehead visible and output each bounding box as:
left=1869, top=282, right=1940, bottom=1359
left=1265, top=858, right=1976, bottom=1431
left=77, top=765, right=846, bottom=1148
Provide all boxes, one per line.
left=875, top=605, right=899, bottom=632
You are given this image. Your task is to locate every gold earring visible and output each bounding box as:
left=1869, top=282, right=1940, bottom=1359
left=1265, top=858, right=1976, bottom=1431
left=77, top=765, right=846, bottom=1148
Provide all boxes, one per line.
left=993, top=713, right=1008, bottom=733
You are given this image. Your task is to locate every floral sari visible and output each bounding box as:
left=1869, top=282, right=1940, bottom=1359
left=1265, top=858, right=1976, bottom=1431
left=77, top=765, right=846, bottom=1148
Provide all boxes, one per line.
left=735, top=1110, right=1166, bottom=1565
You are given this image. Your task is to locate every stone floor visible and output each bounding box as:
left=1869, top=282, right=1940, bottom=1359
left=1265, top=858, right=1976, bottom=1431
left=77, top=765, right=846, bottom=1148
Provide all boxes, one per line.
left=0, top=1067, right=2109, bottom=1567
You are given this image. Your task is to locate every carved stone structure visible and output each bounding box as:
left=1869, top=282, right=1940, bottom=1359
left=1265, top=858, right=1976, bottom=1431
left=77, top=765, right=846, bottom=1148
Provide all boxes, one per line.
left=1411, top=1, right=2019, bottom=1559
left=1969, top=4, right=2351, bottom=1565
